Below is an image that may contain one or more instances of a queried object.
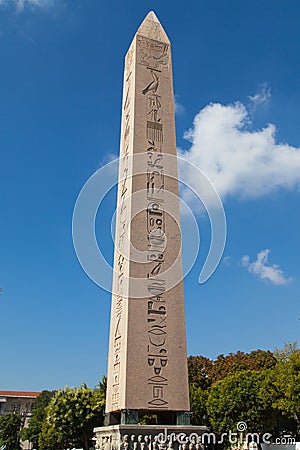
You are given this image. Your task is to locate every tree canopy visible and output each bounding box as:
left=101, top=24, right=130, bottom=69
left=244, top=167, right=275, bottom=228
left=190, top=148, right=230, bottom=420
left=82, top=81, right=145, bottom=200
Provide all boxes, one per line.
left=207, top=370, right=266, bottom=433
left=39, top=382, right=105, bottom=450
left=261, top=345, right=300, bottom=433
left=0, top=412, right=22, bottom=450
left=188, top=349, right=276, bottom=388
left=188, top=344, right=299, bottom=437
left=21, top=390, right=55, bottom=447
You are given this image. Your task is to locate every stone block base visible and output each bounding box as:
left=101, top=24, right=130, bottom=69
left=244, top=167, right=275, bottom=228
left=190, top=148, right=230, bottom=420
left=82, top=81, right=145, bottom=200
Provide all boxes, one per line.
left=94, top=425, right=208, bottom=450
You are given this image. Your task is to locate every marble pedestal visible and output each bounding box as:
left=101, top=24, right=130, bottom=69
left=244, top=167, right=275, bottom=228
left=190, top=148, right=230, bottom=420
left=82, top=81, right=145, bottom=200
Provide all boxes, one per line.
left=94, top=425, right=209, bottom=450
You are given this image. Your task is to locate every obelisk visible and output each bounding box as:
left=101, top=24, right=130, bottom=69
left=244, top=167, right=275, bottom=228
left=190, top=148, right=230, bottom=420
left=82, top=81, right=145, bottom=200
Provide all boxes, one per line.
left=94, top=11, right=208, bottom=448
left=104, top=11, right=190, bottom=426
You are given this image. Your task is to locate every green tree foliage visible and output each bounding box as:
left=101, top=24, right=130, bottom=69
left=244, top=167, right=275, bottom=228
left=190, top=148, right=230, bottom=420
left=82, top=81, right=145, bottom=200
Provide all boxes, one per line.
left=21, top=390, right=55, bottom=448
left=188, top=350, right=276, bottom=389
left=93, top=376, right=107, bottom=411
left=274, top=341, right=299, bottom=363
left=0, top=413, right=22, bottom=450
left=39, top=384, right=104, bottom=450
left=207, top=370, right=267, bottom=433
left=188, top=356, right=213, bottom=389
left=188, top=349, right=279, bottom=429
left=189, top=385, right=208, bottom=425
left=261, top=344, right=300, bottom=432
left=39, top=419, right=62, bottom=450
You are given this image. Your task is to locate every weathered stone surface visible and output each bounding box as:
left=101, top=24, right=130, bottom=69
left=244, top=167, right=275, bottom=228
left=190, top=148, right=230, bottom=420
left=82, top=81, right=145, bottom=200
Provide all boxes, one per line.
left=94, top=425, right=208, bottom=450
left=105, top=11, right=190, bottom=415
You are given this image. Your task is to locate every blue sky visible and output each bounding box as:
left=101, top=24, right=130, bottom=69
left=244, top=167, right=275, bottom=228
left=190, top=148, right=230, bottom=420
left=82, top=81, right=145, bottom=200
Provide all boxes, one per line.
left=0, top=0, right=299, bottom=391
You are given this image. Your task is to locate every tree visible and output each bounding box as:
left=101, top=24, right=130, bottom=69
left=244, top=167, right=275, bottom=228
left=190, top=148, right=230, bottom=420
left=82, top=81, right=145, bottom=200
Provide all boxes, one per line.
left=261, top=344, right=300, bottom=433
left=188, top=350, right=278, bottom=432
left=0, top=413, right=22, bottom=450
left=39, top=384, right=104, bottom=450
left=189, top=385, right=208, bottom=425
left=39, top=419, right=63, bottom=450
left=187, top=350, right=276, bottom=390
left=21, top=390, right=55, bottom=448
left=207, top=370, right=267, bottom=433
left=211, top=350, right=276, bottom=384
left=188, top=356, right=213, bottom=390
left=274, top=341, right=299, bottom=363
left=93, top=376, right=107, bottom=412
left=248, top=349, right=278, bottom=370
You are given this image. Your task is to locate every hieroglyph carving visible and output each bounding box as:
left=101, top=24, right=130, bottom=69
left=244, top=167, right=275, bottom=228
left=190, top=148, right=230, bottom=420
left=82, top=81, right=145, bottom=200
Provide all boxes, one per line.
left=137, top=35, right=169, bottom=70
left=142, top=64, right=169, bottom=409
left=110, top=48, right=134, bottom=411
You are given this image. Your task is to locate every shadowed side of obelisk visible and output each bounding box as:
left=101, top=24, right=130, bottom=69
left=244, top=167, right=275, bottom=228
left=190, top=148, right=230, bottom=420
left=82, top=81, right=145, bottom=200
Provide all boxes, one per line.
left=104, top=11, right=190, bottom=427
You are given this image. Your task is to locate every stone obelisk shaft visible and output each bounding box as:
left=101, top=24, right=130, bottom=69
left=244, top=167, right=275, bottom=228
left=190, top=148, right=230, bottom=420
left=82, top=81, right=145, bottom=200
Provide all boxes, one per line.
left=106, top=12, right=190, bottom=415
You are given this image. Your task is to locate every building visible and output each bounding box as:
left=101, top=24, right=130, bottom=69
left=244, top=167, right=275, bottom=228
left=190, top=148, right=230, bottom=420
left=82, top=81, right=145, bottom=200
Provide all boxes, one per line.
left=0, top=391, right=40, bottom=416
left=0, top=391, right=41, bottom=450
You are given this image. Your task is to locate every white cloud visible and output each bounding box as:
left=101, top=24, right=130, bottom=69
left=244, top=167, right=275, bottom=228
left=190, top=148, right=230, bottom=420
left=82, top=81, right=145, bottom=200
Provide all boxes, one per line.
left=222, top=256, right=232, bottom=267
left=179, top=99, right=300, bottom=203
left=241, top=249, right=292, bottom=285
left=248, top=82, right=271, bottom=110
left=0, top=0, right=54, bottom=11
left=174, top=95, right=185, bottom=115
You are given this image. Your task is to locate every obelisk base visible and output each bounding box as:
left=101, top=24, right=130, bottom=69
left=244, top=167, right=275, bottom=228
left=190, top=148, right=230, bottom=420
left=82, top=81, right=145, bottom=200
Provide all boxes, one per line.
left=94, top=425, right=209, bottom=450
